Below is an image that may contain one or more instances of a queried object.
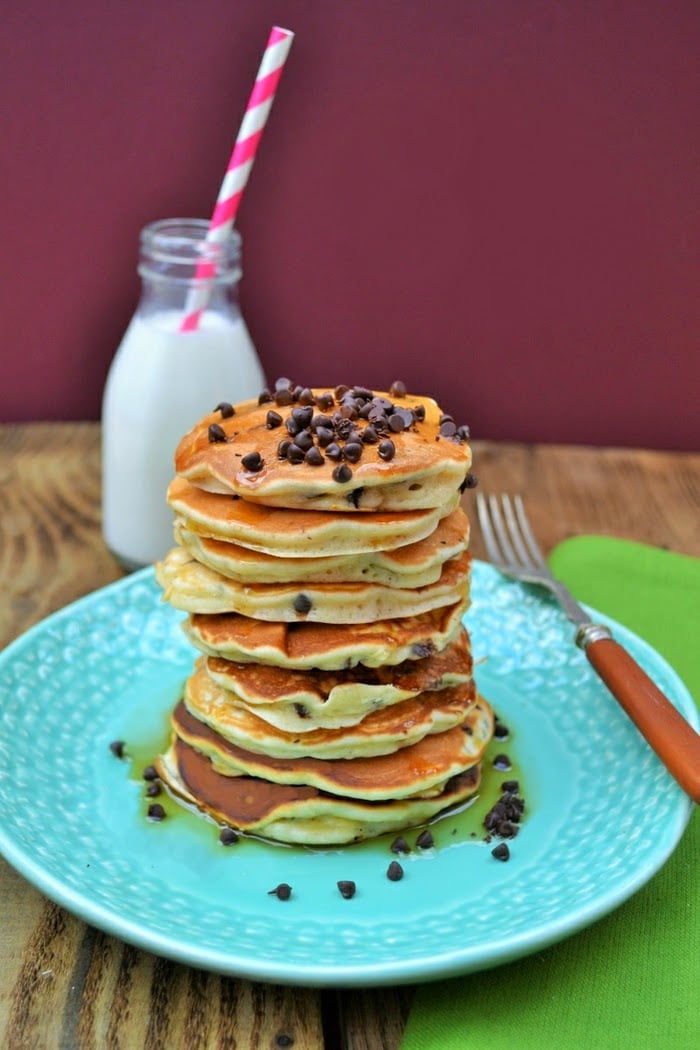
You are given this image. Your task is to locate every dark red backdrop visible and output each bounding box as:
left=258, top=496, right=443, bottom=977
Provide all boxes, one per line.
left=1, top=1, right=698, bottom=448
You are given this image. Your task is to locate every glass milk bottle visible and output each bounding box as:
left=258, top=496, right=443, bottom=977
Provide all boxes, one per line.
left=102, top=218, right=265, bottom=570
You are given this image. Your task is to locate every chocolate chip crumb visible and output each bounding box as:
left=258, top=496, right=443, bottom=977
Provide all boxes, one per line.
left=241, top=451, right=263, bottom=472
left=142, top=765, right=159, bottom=781
left=208, top=423, right=227, bottom=443
left=387, top=860, right=404, bottom=882
left=294, top=703, right=310, bottom=719
left=390, top=835, right=410, bottom=854
left=214, top=401, right=235, bottom=418
left=220, top=827, right=239, bottom=846
left=491, top=843, right=510, bottom=862
left=109, top=740, right=125, bottom=759
left=416, top=830, right=434, bottom=850
left=147, top=803, right=166, bottom=821
left=268, top=883, right=292, bottom=900
left=337, top=880, right=356, bottom=899
left=347, top=487, right=363, bottom=507
left=293, top=593, right=312, bottom=614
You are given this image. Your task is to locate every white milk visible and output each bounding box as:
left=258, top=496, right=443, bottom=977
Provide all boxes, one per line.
left=102, top=309, right=264, bottom=569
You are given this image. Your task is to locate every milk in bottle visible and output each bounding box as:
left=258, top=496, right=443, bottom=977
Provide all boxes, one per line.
left=101, top=218, right=265, bottom=570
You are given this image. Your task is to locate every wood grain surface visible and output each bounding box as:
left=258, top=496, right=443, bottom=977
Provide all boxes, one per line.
left=1, top=423, right=699, bottom=1050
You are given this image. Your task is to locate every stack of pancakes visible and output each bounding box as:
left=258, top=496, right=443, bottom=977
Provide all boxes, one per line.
left=154, top=380, right=493, bottom=845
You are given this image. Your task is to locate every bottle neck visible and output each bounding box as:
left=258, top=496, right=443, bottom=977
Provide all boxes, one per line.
left=136, top=217, right=243, bottom=315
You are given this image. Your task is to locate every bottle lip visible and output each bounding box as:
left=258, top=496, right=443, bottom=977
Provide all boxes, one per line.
left=139, top=217, right=242, bottom=274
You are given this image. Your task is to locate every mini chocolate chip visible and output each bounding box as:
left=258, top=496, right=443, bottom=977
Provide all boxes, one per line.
left=241, top=451, right=263, bottom=472
left=275, top=377, right=293, bottom=391
left=343, top=441, right=363, bottom=463
left=142, top=765, right=158, bottom=781
left=208, top=423, right=227, bottom=443
left=334, top=384, right=350, bottom=399
left=324, top=443, right=342, bottom=461
left=440, top=420, right=457, bottom=437
left=387, top=860, right=404, bottom=882
left=294, top=703, right=310, bottom=719
left=388, top=413, right=406, bottom=433
left=146, top=781, right=162, bottom=798
left=292, top=405, right=314, bottom=428
left=412, top=642, right=434, bottom=658
left=493, top=753, right=512, bottom=771
left=339, top=403, right=358, bottom=420
left=389, top=380, right=407, bottom=398
left=412, top=404, right=426, bottom=422
left=275, top=1036, right=294, bottom=1048
left=332, top=463, right=353, bottom=483
left=494, top=720, right=510, bottom=739
left=294, top=593, right=312, bottom=614
left=416, top=830, right=434, bottom=849
left=147, top=803, right=166, bottom=821
left=258, top=389, right=274, bottom=404
left=347, top=487, right=363, bottom=507
left=220, top=827, right=239, bottom=846
left=457, top=424, right=471, bottom=440
left=293, top=430, right=314, bottom=452
left=298, top=387, right=315, bottom=405
left=305, top=446, right=324, bottom=466
left=109, top=740, right=125, bottom=759
left=315, top=426, right=334, bottom=447
left=214, top=401, right=235, bottom=418
left=361, top=425, right=379, bottom=444
left=277, top=439, right=292, bottom=459
left=391, top=835, right=410, bottom=854
left=492, top=843, right=510, bottom=862
left=315, top=392, right=335, bottom=410
left=285, top=416, right=301, bottom=437
left=266, top=409, right=283, bottom=428
left=268, top=883, right=292, bottom=900
left=275, top=388, right=294, bottom=406
left=461, top=473, right=478, bottom=491
left=337, top=880, right=356, bottom=899
left=378, top=439, right=395, bottom=461
left=312, top=413, right=333, bottom=430
left=502, top=780, right=520, bottom=794
left=286, top=443, right=305, bottom=464
left=352, top=386, right=374, bottom=400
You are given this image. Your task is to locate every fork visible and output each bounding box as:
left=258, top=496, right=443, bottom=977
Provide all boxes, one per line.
left=476, top=492, right=700, bottom=804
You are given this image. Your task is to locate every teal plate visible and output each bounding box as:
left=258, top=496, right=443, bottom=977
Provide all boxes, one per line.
left=0, top=563, right=695, bottom=987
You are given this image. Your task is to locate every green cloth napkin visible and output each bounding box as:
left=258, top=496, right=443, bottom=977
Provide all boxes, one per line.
left=401, top=536, right=699, bottom=1050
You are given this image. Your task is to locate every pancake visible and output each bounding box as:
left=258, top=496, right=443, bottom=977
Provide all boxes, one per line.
left=156, top=740, right=483, bottom=845
left=205, top=628, right=473, bottom=732
left=183, top=661, right=478, bottom=759
left=167, top=477, right=460, bottom=557
left=183, top=597, right=469, bottom=670
left=170, top=696, right=493, bottom=799
left=173, top=506, right=469, bottom=587
left=174, top=383, right=471, bottom=511
left=156, top=546, right=471, bottom=621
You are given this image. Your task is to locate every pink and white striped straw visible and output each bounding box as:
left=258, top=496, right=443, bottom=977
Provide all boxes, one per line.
left=180, top=26, right=294, bottom=331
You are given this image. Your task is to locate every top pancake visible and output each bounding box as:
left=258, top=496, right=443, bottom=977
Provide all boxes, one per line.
left=174, top=382, right=472, bottom=511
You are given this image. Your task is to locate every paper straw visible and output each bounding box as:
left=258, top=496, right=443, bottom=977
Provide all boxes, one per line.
left=180, top=26, right=294, bottom=331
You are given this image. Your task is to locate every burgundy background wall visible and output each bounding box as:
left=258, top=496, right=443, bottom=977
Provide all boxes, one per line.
left=0, top=1, right=697, bottom=448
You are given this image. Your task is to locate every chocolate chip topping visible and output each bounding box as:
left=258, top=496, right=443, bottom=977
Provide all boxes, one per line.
left=220, top=826, right=239, bottom=846
left=109, top=740, right=125, bottom=759
left=337, top=880, right=356, bottom=899
left=142, top=765, right=158, bottom=781
left=378, top=439, right=395, bottom=461
left=208, top=422, right=228, bottom=443
left=146, top=781, right=162, bottom=798
left=147, top=803, right=166, bottom=821
left=214, top=401, right=235, bottom=418
left=266, top=409, right=283, bottom=429
left=389, top=379, right=407, bottom=398
left=241, top=451, right=263, bottom=472
left=391, top=835, right=410, bottom=854
left=305, top=446, right=324, bottom=466
left=416, top=829, right=434, bottom=850
left=491, top=843, right=510, bottom=862
left=387, top=860, right=404, bottom=882
left=332, top=463, right=353, bottom=484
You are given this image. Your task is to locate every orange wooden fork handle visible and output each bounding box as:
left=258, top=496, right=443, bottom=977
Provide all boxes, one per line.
left=585, top=637, right=700, bottom=804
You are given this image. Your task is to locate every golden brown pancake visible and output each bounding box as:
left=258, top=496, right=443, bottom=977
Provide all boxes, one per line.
left=183, top=597, right=469, bottom=670
left=174, top=385, right=471, bottom=511
left=170, top=696, right=493, bottom=799
left=156, top=739, right=484, bottom=844
left=173, top=506, right=469, bottom=587
left=156, top=546, right=471, bottom=621
left=167, top=476, right=460, bottom=557
left=183, top=661, right=477, bottom=759
left=205, top=628, right=473, bottom=731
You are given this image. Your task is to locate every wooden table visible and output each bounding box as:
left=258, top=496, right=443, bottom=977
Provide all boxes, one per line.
left=1, top=423, right=698, bottom=1049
